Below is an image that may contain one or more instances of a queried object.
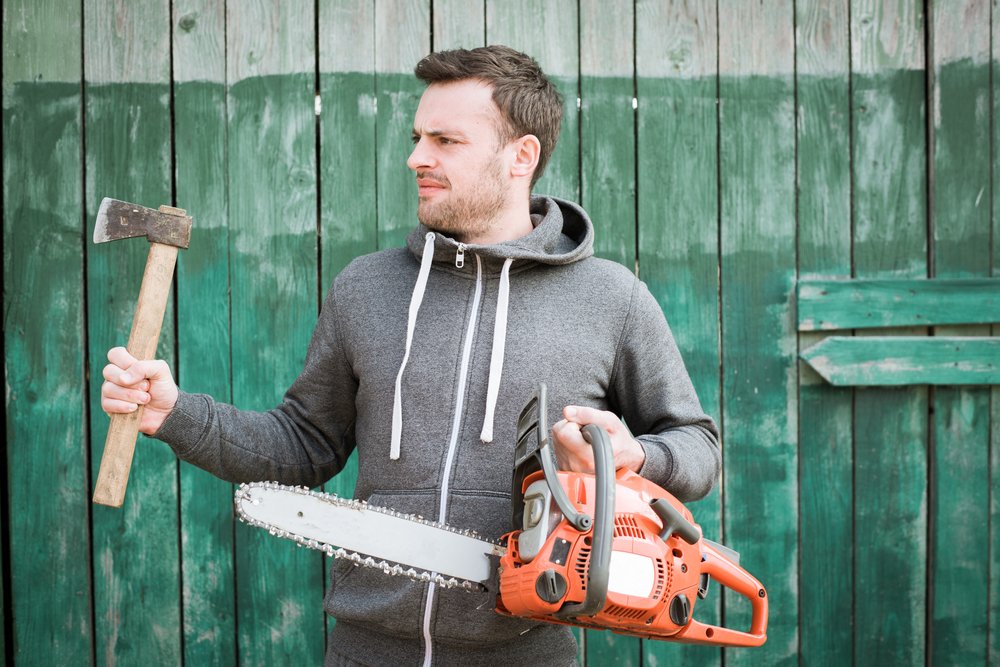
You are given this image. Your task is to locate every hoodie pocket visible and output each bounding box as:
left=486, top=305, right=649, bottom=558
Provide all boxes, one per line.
left=323, top=489, right=542, bottom=646
left=427, top=491, right=539, bottom=646
left=323, top=489, right=436, bottom=640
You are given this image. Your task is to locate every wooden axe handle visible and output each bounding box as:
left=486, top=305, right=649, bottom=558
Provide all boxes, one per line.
left=92, top=240, right=179, bottom=507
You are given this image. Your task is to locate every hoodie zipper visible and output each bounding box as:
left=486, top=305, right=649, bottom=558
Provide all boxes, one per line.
left=421, top=253, right=482, bottom=666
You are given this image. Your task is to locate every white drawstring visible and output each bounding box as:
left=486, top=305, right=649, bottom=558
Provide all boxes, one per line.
left=390, top=232, right=436, bottom=460
left=480, top=258, right=514, bottom=443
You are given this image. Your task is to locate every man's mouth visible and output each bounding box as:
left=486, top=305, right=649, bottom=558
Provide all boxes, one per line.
left=416, top=175, right=448, bottom=196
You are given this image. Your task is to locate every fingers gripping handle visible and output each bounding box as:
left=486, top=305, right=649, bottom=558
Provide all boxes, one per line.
left=92, top=241, right=179, bottom=507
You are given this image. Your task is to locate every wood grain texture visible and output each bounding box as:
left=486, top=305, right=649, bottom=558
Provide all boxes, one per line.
left=226, top=2, right=323, bottom=663
left=851, top=1, right=928, bottom=663
left=636, top=1, right=721, bottom=665
left=374, top=0, right=429, bottom=249
left=798, top=278, right=1000, bottom=330
left=486, top=0, right=580, bottom=201
left=581, top=0, right=636, bottom=269
left=992, top=4, right=1000, bottom=662
left=930, top=2, right=992, bottom=661
left=321, top=0, right=377, bottom=282
left=3, top=0, right=90, bottom=660
left=794, top=2, right=853, bottom=665
left=172, top=0, right=236, bottom=662
left=801, top=336, right=1000, bottom=386
left=718, top=2, right=798, bottom=665
left=83, top=0, right=181, bottom=662
left=433, top=0, right=485, bottom=50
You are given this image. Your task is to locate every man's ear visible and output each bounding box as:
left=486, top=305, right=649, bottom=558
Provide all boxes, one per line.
left=509, top=134, right=541, bottom=180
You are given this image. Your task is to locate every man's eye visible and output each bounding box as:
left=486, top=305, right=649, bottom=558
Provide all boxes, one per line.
left=438, top=137, right=454, bottom=145
left=411, top=135, right=420, bottom=144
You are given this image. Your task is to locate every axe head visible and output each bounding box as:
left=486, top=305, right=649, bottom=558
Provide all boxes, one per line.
left=94, top=197, right=192, bottom=248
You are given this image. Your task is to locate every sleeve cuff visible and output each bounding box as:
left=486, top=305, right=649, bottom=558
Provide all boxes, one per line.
left=153, top=391, right=212, bottom=458
left=636, top=437, right=674, bottom=487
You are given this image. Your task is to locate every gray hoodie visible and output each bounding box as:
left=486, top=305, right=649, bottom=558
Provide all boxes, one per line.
left=157, top=195, right=720, bottom=665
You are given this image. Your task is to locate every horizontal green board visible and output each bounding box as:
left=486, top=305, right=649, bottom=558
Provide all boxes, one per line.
left=798, top=279, right=1000, bottom=330
left=801, top=336, right=1000, bottom=386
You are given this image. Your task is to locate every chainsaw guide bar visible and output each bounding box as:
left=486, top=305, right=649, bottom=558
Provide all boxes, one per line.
left=235, top=481, right=506, bottom=592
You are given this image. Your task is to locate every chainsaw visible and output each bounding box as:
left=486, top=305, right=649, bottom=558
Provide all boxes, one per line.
left=236, top=384, right=768, bottom=647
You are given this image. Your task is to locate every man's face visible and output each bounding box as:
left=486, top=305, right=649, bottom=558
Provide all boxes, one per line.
left=407, top=80, right=513, bottom=241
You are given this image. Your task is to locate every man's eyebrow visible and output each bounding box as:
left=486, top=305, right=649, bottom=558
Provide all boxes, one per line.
left=411, top=128, right=466, bottom=139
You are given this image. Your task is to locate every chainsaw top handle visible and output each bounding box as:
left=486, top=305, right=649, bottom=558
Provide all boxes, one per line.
left=512, top=384, right=616, bottom=618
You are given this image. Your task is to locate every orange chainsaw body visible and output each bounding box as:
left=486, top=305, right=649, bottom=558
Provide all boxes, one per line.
left=495, top=467, right=768, bottom=647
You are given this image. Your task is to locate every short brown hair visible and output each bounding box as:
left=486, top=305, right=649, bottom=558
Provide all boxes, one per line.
left=414, top=45, right=564, bottom=188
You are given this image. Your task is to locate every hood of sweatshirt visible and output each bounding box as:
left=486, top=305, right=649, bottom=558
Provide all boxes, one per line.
left=404, top=194, right=595, bottom=268
left=390, top=195, right=595, bottom=458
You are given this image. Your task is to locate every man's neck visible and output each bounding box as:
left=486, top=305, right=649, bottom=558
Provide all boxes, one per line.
left=459, top=196, right=534, bottom=246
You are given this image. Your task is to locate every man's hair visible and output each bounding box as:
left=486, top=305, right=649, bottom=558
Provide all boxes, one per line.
left=414, top=45, right=564, bottom=188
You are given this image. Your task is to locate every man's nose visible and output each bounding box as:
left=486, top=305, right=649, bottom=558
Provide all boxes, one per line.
left=407, top=138, right=433, bottom=171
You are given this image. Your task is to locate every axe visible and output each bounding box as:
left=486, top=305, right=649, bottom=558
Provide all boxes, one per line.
left=92, top=198, right=192, bottom=507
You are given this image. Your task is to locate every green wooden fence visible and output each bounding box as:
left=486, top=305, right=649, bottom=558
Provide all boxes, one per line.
left=3, top=0, right=998, bottom=664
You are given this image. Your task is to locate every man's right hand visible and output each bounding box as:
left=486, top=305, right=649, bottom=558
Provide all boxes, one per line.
left=101, top=346, right=179, bottom=435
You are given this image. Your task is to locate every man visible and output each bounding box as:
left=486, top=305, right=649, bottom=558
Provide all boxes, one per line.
left=101, top=45, right=720, bottom=666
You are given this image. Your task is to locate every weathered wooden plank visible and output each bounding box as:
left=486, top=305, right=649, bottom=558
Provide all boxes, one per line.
left=226, top=2, right=324, bottom=663
left=797, top=278, right=1000, bottom=330
left=3, top=0, right=91, bottom=661
left=930, top=2, right=992, bottom=661
left=851, top=1, right=928, bottom=661
left=486, top=0, right=580, bottom=202
left=795, top=1, right=853, bottom=665
left=83, top=0, right=181, bottom=663
left=318, top=0, right=376, bottom=635
left=992, top=3, right=1000, bottom=662
left=433, top=0, right=485, bottom=50
left=320, top=0, right=377, bottom=284
left=171, top=1, right=236, bottom=663
left=718, top=2, right=797, bottom=665
left=374, top=0, right=429, bottom=250
left=801, top=336, right=999, bottom=386
left=580, top=5, right=635, bottom=664
left=636, top=1, right=721, bottom=665
left=581, top=0, right=635, bottom=269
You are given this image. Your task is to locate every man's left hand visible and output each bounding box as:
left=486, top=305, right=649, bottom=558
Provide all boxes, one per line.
left=552, top=406, right=646, bottom=473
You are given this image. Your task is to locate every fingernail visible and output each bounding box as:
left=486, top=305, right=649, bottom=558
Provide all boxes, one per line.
left=565, top=407, right=577, bottom=418
left=128, top=403, right=137, bottom=411
left=120, top=373, right=131, bottom=384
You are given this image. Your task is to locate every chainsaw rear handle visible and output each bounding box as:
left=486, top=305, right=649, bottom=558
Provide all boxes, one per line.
left=555, top=423, right=615, bottom=619
left=675, top=541, right=768, bottom=647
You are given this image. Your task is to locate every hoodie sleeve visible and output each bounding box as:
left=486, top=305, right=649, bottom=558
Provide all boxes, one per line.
left=153, top=281, right=357, bottom=487
left=610, top=279, right=721, bottom=502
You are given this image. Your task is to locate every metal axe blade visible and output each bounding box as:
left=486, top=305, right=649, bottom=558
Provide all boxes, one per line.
left=94, top=197, right=192, bottom=248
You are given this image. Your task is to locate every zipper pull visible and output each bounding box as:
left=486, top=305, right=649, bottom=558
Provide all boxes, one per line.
left=455, top=243, right=466, bottom=268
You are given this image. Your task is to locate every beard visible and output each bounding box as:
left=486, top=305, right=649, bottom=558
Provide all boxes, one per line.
left=416, top=156, right=509, bottom=241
